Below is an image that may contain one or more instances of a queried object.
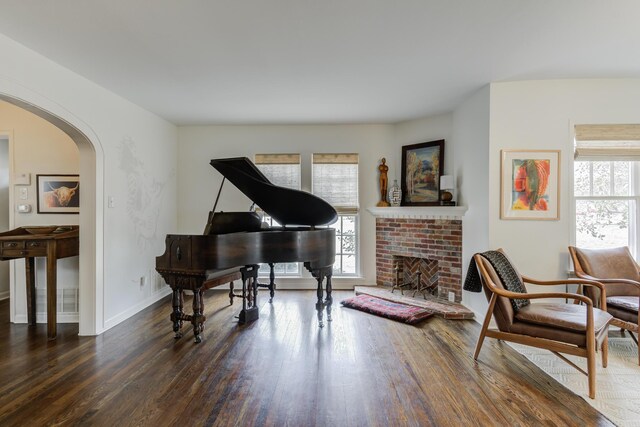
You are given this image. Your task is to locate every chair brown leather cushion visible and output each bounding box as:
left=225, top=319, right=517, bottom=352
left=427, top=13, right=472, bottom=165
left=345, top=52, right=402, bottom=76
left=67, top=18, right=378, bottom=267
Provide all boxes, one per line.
left=608, top=296, right=639, bottom=312
left=607, top=296, right=639, bottom=323
left=515, top=303, right=612, bottom=332
left=511, top=303, right=612, bottom=347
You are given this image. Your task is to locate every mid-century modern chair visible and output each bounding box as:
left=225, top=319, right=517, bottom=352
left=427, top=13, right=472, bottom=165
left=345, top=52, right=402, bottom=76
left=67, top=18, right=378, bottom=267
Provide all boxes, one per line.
left=473, top=250, right=612, bottom=399
left=569, top=246, right=640, bottom=364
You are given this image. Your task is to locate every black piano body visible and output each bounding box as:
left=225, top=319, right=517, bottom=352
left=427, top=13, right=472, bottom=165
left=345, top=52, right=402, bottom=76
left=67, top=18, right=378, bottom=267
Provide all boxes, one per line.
left=156, top=157, right=337, bottom=343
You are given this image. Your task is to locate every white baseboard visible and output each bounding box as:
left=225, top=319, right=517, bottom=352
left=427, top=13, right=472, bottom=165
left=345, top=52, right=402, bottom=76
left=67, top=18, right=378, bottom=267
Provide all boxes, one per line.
left=13, top=312, right=79, bottom=323
left=0, top=290, right=8, bottom=301
left=254, top=277, right=372, bottom=290
left=103, top=287, right=171, bottom=331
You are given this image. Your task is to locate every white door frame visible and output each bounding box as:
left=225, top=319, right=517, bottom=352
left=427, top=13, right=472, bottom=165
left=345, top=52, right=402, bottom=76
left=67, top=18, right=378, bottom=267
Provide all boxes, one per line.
left=0, top=131, right=11, bottom=303
left=0, top=88, right=105, bottom=336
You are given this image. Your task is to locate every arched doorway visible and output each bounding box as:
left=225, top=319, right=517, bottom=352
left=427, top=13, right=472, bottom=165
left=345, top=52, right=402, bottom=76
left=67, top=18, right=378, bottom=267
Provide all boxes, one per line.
left=0, top=91, right=104, bottom=336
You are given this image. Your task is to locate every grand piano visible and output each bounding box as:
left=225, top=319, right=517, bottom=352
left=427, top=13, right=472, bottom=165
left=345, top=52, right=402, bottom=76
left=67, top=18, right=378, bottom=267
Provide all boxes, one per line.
left=156, top=157, right=337, bottom=343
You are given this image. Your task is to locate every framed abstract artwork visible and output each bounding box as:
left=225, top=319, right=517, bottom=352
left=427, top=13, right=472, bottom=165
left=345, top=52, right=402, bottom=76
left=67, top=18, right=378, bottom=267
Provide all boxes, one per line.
left=401, top=140, right=445, bottom=206
left=36, top=174, right=80, bottom=214
left=500, top=150, right=560, bottom=220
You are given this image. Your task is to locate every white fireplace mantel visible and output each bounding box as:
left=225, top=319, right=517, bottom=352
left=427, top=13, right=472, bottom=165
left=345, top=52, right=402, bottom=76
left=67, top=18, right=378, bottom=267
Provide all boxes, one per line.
left=367, top=206, right=468, bottom=220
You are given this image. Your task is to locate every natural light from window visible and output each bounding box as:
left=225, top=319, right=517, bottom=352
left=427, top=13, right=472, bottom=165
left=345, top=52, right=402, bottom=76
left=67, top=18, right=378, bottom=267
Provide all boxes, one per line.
left=574, top=160, right=636, bottom=252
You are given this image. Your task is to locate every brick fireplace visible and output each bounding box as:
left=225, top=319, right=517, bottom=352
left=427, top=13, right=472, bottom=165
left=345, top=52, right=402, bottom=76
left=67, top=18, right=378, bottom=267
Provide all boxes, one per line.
left=368, top=207, right=466, bottom=302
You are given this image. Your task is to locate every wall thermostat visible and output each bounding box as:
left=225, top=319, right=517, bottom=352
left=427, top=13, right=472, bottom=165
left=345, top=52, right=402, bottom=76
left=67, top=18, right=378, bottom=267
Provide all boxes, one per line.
left=14, top=172, right=31, bottom=186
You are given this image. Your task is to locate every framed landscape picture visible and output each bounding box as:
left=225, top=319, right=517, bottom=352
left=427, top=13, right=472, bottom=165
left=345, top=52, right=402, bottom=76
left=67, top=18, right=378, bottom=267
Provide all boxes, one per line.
left=500, top=150, right=560, bottom=220
left=401, top=140, right=444, bottom=206
left=37, top=174, right=80, bottom=214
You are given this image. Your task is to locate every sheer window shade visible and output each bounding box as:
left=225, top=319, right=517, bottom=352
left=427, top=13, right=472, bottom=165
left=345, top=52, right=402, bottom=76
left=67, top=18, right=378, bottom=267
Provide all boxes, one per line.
left=255, top=153, right=301, bottom=190
left=312, top=153, right=359, bottom=214
left=575, top=124, right=640, bottom=160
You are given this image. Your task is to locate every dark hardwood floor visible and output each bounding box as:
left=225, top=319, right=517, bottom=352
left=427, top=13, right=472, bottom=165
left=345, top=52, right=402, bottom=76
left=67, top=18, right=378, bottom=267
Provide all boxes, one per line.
left=0, top=291, right=612, bottom=426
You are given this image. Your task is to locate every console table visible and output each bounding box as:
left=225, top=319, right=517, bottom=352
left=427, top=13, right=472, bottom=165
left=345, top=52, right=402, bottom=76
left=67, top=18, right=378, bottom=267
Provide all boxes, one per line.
left=0, top=225, right=79, bottom=339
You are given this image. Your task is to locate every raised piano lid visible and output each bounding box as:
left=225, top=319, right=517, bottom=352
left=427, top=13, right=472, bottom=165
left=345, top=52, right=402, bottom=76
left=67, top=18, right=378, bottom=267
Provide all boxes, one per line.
left=210, top=157, right=338, bottom=227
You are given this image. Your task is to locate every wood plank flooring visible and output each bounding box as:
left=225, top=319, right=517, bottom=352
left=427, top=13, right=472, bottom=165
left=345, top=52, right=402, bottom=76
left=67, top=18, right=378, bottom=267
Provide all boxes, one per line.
left=0, top=291, right=613, bottom=426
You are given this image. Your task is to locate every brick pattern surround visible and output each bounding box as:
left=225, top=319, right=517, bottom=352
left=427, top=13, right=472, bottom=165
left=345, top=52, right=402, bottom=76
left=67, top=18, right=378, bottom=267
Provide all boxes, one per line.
left=375, top=218, right=463, bottom=302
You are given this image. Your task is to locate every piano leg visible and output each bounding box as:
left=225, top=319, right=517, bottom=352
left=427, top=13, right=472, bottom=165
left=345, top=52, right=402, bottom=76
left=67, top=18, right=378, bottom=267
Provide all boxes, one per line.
left=171, top=288, right=184, bottom=339
left=316, top=275, right=325, bottom=328
left=229, top=281, right=234, bottom=305
left=308, top=266, right=333, bottom=328
left=192, top=289, right=205, bottom=343
left=256, top=263, right=277, bottom=303
left=268, top=262, right=276, bottom=303
left=325, top=275, right=333, bottom=322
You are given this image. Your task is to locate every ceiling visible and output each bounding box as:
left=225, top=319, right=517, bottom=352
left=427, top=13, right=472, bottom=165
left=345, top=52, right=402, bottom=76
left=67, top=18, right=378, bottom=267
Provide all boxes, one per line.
left=0, top=1, right=639, bottom=125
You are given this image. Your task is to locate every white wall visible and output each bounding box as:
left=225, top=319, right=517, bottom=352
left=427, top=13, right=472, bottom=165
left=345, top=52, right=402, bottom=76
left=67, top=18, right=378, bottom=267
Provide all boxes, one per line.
left=452, top=86, right=490, bottom=317
left=0, top=137, right=7, bottom=299
left=0, top=101, right=80, bottom=320
left=489, top=79, right=640, bottom=293
left=176, top=118, right=458, bottom=289
left=177, top=124, right=395, bottom=287
left=393, top=113, right=453, bottom=179
left=0, top=32, right=178, bottom=333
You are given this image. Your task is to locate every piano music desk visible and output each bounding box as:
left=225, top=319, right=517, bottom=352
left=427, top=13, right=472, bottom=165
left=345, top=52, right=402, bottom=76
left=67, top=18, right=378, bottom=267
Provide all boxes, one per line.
left=0, top=226, right=79, bottom=340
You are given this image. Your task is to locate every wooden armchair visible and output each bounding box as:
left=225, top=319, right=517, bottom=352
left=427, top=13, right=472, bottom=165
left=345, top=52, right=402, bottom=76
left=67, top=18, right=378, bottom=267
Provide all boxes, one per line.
left=473, top=251, right=612, bottom=399
left=569, top=246, right=640, bottom=364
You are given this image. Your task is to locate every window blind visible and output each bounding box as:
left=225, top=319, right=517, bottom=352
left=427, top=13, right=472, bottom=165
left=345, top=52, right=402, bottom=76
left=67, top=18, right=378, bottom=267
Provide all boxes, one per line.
left=255, top=153, right=301, bottom=190
left=574, top=124, right=640, bottom=160
left=312, top=153, right=359, bottom=214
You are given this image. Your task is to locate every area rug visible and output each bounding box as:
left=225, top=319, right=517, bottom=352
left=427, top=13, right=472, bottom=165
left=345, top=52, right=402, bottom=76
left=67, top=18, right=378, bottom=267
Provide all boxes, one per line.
left=508, top=337, right=640, bottom=426
left=340, top=294, right=433, bottom=324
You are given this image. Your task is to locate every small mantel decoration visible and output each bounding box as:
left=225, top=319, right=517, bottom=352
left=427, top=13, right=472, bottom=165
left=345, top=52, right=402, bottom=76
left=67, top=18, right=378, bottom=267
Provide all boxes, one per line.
left=377, top=158, right=390, bottom=207
left=388, top=179, right=402, bottom=207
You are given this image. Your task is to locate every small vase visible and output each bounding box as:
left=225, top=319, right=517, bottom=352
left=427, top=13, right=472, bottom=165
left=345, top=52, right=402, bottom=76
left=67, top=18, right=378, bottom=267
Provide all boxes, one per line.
left=389, top=180, right=401, bottom=207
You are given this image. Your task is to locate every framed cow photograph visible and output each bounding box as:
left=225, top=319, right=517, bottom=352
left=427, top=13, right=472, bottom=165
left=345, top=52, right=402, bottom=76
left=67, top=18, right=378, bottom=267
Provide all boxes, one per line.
left=36, top=174, right=80, bottom=214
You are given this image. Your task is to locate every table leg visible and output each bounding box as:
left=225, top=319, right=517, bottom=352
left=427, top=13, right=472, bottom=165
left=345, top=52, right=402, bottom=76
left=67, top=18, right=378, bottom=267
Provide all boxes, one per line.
left=47, top=242, right=57, bottom=340
left=25, top=257, right=36, bottom=326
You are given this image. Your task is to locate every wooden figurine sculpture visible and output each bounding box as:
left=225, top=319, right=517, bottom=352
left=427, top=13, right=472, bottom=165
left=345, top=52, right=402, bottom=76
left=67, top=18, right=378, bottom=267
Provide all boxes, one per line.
left=377, top=158, right=390, bottom=207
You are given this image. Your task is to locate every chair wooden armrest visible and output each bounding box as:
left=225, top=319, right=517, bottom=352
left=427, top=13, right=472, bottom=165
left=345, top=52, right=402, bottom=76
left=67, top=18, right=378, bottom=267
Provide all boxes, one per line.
left=522, top=276, right=606, bottom=290
left=521, top=276, right=607, bottom=310
left=490, top=286, right=594, bottom=307
left=590, top=277, right=640, bottom=287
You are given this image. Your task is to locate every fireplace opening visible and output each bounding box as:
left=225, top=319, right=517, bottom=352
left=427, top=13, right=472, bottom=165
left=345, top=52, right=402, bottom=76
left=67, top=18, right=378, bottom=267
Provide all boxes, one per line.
left=392, top=255, right=439, bottom=299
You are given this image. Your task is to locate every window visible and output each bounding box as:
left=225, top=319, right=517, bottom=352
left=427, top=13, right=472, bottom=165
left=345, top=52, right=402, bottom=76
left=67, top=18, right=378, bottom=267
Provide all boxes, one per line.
left=255, top=153, right=301, bottom=276
left=573, top=124, right=640, bottom=256
left=312, top=153, right=359, bottom=276
left=333, top=215, right=357, bottom=275
left=254, top=153, right=301, bottom=190
left=574, top=160, right=635, bottom=251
